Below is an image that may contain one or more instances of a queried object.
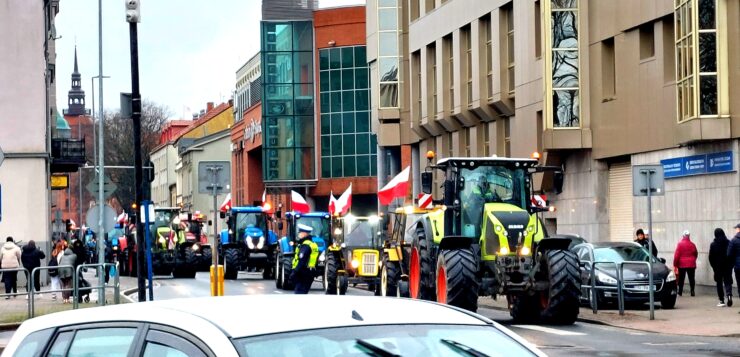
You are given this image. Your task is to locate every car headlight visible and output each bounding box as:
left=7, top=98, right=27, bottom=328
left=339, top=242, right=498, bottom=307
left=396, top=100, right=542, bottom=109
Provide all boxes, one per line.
left=256, top=236, right=265, bottom=250
left=319, top=251, right=326, bottom=262
left=351, top=259, right=360, bottom=268
left=246, top=238, right=255, bottom=249
left=666, top=270, right=676, bottom=282
left=596, top=271, right=618, bottom=285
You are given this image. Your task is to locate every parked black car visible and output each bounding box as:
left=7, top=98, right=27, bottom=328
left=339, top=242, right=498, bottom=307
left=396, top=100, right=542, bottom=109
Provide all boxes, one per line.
left=551, top=234, right=587, bottom=250
left=572, top=242, right=677, bottom=309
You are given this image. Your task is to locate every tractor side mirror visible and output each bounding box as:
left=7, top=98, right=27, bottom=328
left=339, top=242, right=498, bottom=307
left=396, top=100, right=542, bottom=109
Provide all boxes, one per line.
left=208, top=220, right=213, bottom=226
left=219, top=211, right=226, bottom=219
left=421, top=172, right=433, bottom=194
left=554, top=171, right=564, bottom=194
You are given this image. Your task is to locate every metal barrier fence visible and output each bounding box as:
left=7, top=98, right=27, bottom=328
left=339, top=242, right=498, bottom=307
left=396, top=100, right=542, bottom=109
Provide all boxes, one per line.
left=73, top=263, right=120, bottom=309
left=619, top=261, right=653, bottom=319
left=0, top=267, right=31, bottom=319
left=29, top=265, right=75, bottom=318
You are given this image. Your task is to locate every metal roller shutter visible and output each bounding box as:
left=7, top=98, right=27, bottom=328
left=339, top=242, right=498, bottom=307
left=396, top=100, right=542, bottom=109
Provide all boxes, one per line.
left=608, top=162, right=634, bottom=242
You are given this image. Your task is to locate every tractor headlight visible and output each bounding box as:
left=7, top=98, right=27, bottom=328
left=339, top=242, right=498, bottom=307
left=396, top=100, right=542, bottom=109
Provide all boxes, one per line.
left=256, top=236, right=265, bottom=250
left=319, top=251, right=326, bottom=262
left=519, top=246, right=530, bottom=256
left=666, top=270, right=676, bottom=282
left=289, top=241, right=295, bottom=246
left=340, top=243, right=347, bottom=249
left=498, top=246, right=510, bottom=255
left=246, top=238, right=255, bottom=249
left=596, top=271, right=618, bottom=285
left=334, top=227, right=342, bottom=236
left=351, top=259, right=360, bottom=269
left=192, top=244, right=200, bottom=252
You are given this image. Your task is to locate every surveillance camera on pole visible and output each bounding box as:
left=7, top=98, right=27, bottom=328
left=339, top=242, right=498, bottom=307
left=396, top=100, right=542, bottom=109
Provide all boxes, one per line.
left=125, top=0, right=140, bottom=23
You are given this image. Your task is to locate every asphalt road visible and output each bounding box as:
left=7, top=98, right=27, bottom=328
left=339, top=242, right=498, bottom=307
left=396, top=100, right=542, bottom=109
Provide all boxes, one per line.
left=140, top=272, right=740, bottom=356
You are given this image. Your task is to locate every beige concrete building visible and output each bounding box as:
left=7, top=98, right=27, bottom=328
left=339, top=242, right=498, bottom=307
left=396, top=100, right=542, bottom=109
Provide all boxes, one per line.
left=367, top=0, right=740, bottom=284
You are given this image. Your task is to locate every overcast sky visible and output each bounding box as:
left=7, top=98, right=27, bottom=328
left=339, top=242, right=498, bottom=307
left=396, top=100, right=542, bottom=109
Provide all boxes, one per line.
left=55, top=0, right=365, bottom=119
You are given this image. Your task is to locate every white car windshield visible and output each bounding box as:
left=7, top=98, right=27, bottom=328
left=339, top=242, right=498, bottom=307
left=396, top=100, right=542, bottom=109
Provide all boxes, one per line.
left=234, top=324, right=536, bottom=357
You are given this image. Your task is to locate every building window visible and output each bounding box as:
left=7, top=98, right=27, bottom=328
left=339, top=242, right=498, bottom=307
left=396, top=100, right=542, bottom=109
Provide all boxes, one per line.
left=464, top=128, right=471, bottom=156
left=447, top=132, right=454, bottom=158
left=425, top=0, right=434, bottom=13
left=545, top=0, right=581, bottom=128
left=602, top=37, right=616, bottom=98
left=535, top=0, right=542, bottom=58
left=319, top=46, right=376, bottom=178
left=483, top=122, right=491, bottom=156
left=482, top=14, right=493, bottom=100
left=445, top=35, right=454, bottom=110
left=412, top=51, right=422, bottom=122
left=463, top=26, right=473, bottom=106
left=504, top=4, right=515, bottom=94
left=663, top=16, right=676, bottom=82
left=640, top=23, right=655, bottom=59
left=504, top=118, right=511, bottom=156
left=378, top=0, right=400, bottom=108
left=410, top=0, right=420, bottom=21
left=428, top=43, right=437, bottom=117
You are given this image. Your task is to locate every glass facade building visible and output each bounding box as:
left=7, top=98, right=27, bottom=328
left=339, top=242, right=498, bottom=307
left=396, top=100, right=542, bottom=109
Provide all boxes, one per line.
left=261, top=21, right=316, bottom=181
left=319, top=45, right=377, bottom=178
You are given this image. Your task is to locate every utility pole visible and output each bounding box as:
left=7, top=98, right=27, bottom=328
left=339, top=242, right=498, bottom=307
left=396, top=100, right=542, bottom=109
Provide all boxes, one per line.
left=97, top=0, right=106, bottom=305
left=126, top=0, right=146, bottom=302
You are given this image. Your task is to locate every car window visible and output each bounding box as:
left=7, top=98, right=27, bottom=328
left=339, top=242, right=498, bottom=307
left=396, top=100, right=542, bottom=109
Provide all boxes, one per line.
left=13, top=329, right=53, bottom=357
left=143, top=329, right=208, bottom=357
left=143, top=343, right=190, bottom=357
left=67, top=327, right=137, bottom=357
left=594, top=246, right=654, bottom=263
left=234, top=324, right=537, bottom=357
left=48, top=331, right=73, bottom=357
left=576, top=247, right=590, bottom=262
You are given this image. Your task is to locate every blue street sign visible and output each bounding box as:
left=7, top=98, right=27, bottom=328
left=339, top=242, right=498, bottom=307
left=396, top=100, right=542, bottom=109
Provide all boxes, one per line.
left=660, top=151, right=734, bottom=179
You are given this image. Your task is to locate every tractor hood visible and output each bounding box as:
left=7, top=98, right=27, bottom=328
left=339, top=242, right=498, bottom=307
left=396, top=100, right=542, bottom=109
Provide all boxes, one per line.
left=244, top=226, right=264, bottom=239
left=482, top=203, right=539, bottom=257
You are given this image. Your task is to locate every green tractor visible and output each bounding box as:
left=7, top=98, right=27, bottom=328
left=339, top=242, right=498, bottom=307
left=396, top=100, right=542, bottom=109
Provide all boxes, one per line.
left=410, top=155, right=580, bottom=324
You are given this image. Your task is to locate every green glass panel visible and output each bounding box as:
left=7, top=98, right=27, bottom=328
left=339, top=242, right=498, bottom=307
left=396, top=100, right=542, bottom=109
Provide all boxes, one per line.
left=331, top=114, right=342, bottom=134
left=342, top=112, right=355, bottom=133
left=265, top=149, right=295, bottom=180
left=295, top=148, right=314, bottom=179
left=343, top=157, right=356, bottom=177
left=319, top=49, right=330, bottom=70
left=354, top=46, right=367, bottom=67
left=265, top=53, right=293, bottom=84
left=330, top=48, right=341, bottom=69
left=321, top=136, right=331, bottom=156
left=342, top=90, right=355, bottom=112
left=331, top=135, right=342, bottom=156
left=355, top=68, right=369, bottom=89
left=320, top=92, right=330, bottom=113
left=342, top=69, right=354, bottom=90
left=320, top=114, right=330, bottom=135
left=331, top=92, right=342, bottom=112
left=294, top=52, right=314, bottom=84
left=356, top=155, right=370, bottom=176
left=294, top=116, right=314, bottom=147
left=356, top=133, right=370, bottom=154
left=356, top=111, right=370, bottom=132
left=341, top=47, right=354, bottom=68
left=263, top=23, right=292, bottom=52
left=371, top=156, right=377, bottom=176
left=292, top=21, right=313, bottom=51
left=268, top=117, right=293, bottom=147
left=319, top=71, right=330, bottom=92
left=294, top=84, right=314, bottom=115
left=370, top=134, right=378, bottom=154
left=332, top=157, right=343, bottom=177
left=322, top=157, right=332, bottom=178
left=355, top=90, right=369, bottom=111
left=343, top=134, right=356, bottom=155
left=264, top=84, right=293, bottom=101
left=330, top=70, right=342, bottom=91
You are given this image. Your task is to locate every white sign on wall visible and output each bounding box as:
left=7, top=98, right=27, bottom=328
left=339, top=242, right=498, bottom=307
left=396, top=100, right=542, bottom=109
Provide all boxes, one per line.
left=244, top=119, right=262, bottom=143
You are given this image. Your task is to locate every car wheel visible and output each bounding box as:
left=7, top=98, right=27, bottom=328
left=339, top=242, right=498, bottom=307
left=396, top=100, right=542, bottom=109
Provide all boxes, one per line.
left=661, top=293, right=677, bottom=309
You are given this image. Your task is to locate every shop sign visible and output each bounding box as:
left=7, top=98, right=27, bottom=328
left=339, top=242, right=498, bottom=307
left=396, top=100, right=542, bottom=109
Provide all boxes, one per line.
left=660, top=151, right=734, bottom=178
left=244, top=119, right=262, bottom=143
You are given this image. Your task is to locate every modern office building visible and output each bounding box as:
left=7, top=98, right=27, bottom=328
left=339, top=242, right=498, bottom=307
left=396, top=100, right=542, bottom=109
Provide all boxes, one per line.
left=367, top=0, right=740, bottom=284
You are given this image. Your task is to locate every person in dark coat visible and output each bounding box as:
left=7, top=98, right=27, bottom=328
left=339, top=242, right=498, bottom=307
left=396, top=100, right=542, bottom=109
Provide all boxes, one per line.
left=674, top=230, right=698, bottom=296
left=727, top=223, right=740, bottom=310
left=709, top=228, right=733, bottom=307
left=71, top=239, right=88, bottom=270
left=290, top=224, right=319, bottom=294
left=21, top=240, right=46, bottom=295
left=635, top=228, right=658, bottom=258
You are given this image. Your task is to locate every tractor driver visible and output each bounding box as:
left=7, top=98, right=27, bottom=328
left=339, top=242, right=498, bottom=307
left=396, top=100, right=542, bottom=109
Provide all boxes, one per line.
left=290, top=224, right=319, bottom=294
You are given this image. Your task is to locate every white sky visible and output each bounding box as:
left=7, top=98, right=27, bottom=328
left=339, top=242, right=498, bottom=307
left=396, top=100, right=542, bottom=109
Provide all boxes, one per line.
left=55, top=0, right=365, bottom=119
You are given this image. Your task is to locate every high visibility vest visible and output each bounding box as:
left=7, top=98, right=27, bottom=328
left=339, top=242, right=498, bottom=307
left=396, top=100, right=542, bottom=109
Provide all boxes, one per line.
left=156, top=227, right=170, bottom=250
left=292, top=239, right=319, bottom=269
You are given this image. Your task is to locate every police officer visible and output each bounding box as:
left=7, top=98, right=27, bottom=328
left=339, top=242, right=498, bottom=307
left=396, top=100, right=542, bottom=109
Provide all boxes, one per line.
left=290, top=224, right=319, bottom=294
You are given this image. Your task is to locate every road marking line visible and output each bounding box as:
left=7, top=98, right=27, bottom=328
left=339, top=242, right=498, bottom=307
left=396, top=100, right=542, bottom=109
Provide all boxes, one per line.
left=512, top=325, right=587, bottom=336
left=273, top=291, right=284, bottom=294
left=643, top=342, right=708, bottom=346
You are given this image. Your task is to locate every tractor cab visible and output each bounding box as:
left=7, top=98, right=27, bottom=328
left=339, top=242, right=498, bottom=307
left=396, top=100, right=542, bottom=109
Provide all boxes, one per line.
left=151, top=207, right=180, bottom=252
left=173, top=211, right=212, bottom=271
left=324, top=214, right=383, bottom=295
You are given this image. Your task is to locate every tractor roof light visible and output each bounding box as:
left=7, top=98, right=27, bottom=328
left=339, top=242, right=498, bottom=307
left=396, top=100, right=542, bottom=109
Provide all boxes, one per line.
left=404, top=205, right=415, bottom=214
left=334, top=227, right=342, bottom=236
left=548, top=206, right=556, bottom=212
left=426, top=150, right=435, bottom=160
left=262, top=202, right=272, bottom=212
left=531, top=151, right=541, bottom=160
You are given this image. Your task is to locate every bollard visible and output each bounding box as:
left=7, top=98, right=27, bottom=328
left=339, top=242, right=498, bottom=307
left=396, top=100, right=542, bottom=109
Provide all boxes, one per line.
left=210, top=264, right=224, bottom=296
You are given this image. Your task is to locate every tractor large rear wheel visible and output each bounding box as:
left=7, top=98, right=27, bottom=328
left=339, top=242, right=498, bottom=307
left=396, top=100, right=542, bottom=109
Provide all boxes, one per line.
left=224, top=248, right=241, bottom=280
left=540, top=249, right=581, bottom=325
left=436, top=248, right=479, bottom=312
left=280, top=256, right=295, bottom=290
left=324, top=253, right=338, bottom=295
left=410, top=227, right=436, bottom=300
left=275, top=251, right=284, bottom=289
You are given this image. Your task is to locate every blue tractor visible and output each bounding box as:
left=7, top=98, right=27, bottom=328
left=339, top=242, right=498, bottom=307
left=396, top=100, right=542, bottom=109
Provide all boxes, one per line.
left=274, top=211, right=332, bottom=290
left=220, top=206, right=279, bottom=280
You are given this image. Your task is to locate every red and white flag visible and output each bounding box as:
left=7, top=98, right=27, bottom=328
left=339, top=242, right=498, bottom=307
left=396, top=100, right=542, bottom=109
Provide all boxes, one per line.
left=417, top=193, right=433, bottom=209
left=531, top=194, right=547, bottom=208
left=116, top=212, right=129, bottom=224
left=335, top=184, right=352, bottom=216
left=379, top=166, right=411, bottom=205
left=219, top=193, right=232, bottom=212
left=291, top=190, right=310, bottom=214
left=329, top=191, right=338, bottom=216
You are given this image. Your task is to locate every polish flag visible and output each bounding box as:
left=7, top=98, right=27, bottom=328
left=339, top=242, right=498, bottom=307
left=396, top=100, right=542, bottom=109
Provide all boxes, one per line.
left=291, top=190, right=310, bottom=213
left=116, top=212, right=129, bottom=224
left=219, top=193, right=232, bottom=212
left=329, top=191, right=338, bottom=216
left=335, top=184, right=352, bottom=216
left=378, top=166, right=411, bottom=205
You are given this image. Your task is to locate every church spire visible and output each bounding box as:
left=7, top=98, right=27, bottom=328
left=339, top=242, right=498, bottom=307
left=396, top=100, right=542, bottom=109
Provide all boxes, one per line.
left=67, top=46, right=87, bottom=116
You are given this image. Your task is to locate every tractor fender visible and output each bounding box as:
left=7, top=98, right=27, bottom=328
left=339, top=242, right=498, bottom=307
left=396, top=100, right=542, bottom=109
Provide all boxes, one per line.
left=438, top=236, right=474, bottom=251
left=267, top=230, right=279, bottom=245
left=534, top=237, right=571, bottom=254
left=278, top=237, right=294, bottom=255
left=219, top=229, right=230, bottom=245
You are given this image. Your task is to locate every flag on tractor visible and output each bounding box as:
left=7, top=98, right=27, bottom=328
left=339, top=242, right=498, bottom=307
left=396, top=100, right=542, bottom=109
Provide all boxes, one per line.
left=220, top=193, right=232, bottom=212
left=378, top=166, right=410, bottom=205
left=291, top=190, right=310, bottom=213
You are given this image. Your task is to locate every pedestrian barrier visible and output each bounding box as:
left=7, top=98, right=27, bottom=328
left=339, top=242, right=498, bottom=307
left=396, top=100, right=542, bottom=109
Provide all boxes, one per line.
left=29, top=265, right=75, bottom=318
left=73, top=263, right=120, bottom=310
left=0, top=267, right=32, bottom=319
left=618, top=261, right=653, bottom=318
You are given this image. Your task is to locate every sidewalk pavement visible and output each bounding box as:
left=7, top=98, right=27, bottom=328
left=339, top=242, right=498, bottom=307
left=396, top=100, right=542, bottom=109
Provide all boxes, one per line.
left=0, top=272, right=138, bottom=327
left=479, top=284, right=740, bottom=337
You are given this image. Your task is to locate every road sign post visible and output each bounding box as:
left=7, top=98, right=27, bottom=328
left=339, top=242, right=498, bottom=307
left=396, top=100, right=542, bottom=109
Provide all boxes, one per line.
left=141, top=200, right=154, bottom=301
left=632, top=164, right=665, bottom=321
left=198, top=161, right=230, bottom=297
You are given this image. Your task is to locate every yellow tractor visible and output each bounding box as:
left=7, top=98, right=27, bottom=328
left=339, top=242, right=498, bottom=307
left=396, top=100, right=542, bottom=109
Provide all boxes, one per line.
left=324, top=214, right=383, bottom=295
left=409, top=153, right=581, bottom=324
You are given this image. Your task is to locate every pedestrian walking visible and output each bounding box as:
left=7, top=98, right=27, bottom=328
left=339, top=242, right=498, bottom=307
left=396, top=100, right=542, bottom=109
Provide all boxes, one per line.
left=290, top=224, right=319, bottom=294
left=709, top=228, right=733, bottom=307
left=674, top=230, right=698, bottom=296
left=21, top=240, right=46, bottom=298
left=727, top=223, right=740, bottom=313
left=0, top=237, right=22, bottom=299
left=635, top=228, right=658, bottom=258
left=48, top=241, right=66, bottom=301
left=58, top=247, right=77, bottom=304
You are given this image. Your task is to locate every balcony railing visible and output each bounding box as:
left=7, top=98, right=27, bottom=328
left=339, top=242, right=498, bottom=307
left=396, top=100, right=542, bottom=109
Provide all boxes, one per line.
left=51, top=138, right=86, bottom=173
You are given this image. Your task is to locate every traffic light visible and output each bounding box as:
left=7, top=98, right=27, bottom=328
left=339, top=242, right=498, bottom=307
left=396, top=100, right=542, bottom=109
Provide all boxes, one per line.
left=125, top=0, right=140, bottom=23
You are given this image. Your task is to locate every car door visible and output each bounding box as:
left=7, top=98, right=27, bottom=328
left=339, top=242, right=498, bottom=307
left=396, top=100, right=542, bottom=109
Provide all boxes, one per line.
left=135, top=325, right=212, bottom=357
left=44, top=323, right=141, bottom=357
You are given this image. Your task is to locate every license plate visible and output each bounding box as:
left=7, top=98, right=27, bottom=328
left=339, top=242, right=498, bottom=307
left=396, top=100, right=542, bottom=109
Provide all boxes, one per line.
left=634, top=285, right=652, bottom=291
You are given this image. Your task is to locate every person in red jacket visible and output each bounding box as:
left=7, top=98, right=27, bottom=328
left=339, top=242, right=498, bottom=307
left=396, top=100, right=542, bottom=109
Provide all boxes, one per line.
left=674, top=230, right=699, bottom=296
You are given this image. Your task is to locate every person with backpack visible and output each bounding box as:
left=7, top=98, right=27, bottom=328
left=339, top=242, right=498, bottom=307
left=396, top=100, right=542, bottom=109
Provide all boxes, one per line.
left=21, top=240, right=46, bottom=298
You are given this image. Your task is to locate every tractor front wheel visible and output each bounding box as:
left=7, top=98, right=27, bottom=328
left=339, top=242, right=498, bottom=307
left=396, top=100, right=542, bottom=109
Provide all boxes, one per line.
left=224, top=248, right=241, bottom=280
left=280, top=256, right=294, bottom=290
left=381, top=259, right=401, bottom=297
left=410, top=227, right=436, bottom=300
left=324, top=253, right=338, bottom=295
left=436, top=248, right=479, bottom=312
left=540, top=249, right=581, bottom=325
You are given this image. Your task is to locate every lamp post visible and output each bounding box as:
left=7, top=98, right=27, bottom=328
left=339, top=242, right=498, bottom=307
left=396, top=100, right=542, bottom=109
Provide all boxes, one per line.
left=96, top=0, right=106, bottom=306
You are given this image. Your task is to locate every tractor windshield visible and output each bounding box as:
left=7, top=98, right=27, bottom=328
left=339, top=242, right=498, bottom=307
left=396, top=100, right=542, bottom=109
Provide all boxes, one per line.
left=296, top=216, right=331, bottom=242
left=460, top=166, right=528, bottom=237
left=152, top=210, right=175, bottom=231
left=345, top=219, right=380, bottom=248
left=235, top=212, right=266, bottom=239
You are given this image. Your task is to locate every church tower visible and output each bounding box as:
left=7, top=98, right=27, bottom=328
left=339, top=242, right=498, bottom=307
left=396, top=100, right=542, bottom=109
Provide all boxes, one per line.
left=66, top=46, right=86, bottom=116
